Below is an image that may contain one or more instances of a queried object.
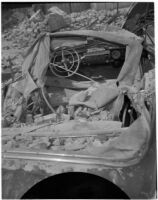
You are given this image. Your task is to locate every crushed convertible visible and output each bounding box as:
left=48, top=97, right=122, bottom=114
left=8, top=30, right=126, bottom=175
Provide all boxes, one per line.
left=2, top=26, right=155, bottom=198
left=2, top=27, right=155, bottom=165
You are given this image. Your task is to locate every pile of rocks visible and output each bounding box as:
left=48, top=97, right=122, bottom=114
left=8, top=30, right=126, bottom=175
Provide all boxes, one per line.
left=2, top=6, right=128, bottom=48
left=63, top=8, right=127, bottom=31
left=3, top=16, right=49, bottom=48
left=2, top=9, right=50, bottom=74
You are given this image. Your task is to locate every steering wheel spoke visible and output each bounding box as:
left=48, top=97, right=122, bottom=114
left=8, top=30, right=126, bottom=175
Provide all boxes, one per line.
left=49, top=47, right=80, bottom=77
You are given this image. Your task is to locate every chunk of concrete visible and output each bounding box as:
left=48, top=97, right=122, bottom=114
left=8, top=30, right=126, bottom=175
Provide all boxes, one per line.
left=47, top=13, right=68, bottom=32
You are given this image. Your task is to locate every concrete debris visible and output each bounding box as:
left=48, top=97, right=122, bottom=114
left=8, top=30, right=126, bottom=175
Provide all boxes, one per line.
left=66, top=8, right=127, bottom=31
left=47, top=13, right=68, bottom=32
left=48, top=6, right=67, bottom=16
left=2, top=8, right=127, bottom=49
left=144, top=69, right=155, bottom=91
left=29, top=9, right=45, bottom=22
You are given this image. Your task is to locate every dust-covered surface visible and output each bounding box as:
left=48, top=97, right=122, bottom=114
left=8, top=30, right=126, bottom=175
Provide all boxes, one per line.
left=2, top=3, right=155, bottom=170
left=1, top=4, right=156, bottom=200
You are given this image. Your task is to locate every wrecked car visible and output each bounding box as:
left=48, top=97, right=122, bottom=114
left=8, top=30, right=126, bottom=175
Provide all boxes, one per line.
left=2, top=14, right=156, bottom=199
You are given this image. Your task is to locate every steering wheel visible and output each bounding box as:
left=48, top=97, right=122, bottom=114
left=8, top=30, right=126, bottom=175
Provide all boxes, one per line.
left=49, top=46, right=80, bottom=77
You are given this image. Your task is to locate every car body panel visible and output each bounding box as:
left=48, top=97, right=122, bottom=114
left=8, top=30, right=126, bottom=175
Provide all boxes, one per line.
left=2, top=129, right=156, bottom=199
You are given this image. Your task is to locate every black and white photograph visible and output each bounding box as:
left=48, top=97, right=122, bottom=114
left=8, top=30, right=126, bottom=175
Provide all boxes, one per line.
left=1, top=1, right=156, bottom=199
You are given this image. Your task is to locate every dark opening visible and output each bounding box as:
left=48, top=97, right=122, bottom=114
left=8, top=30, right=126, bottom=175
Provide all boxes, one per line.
left=21, top=172, right=130, bottom=199
left=119, top=94, right=138, bottom=127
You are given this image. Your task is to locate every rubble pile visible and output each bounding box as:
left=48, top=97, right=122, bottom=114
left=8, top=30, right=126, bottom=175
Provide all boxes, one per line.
left=3, top=100, right=114, bottom=128
left=2, top=16, right=49, bottom=49
left=2, top=68, right=155, bottom=128
left=2, top=9, right=49, bottom=82
left=110, top=15, right=126, bottom=27
left=1, top=55, right=23, bottom=73
left=63, top=8, right=127, bottom=31
left=2, top=7, right=128, bottom=48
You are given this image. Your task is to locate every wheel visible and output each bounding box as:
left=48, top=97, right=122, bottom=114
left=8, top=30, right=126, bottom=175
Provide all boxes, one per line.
left=49, top=47, right=80, bottom=77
